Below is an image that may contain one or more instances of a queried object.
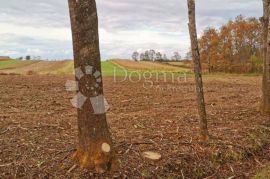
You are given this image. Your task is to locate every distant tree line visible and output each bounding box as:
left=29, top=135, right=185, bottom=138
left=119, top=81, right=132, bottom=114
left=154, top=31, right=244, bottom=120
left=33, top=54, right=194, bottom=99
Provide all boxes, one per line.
left=16, top=55, right=42, bottom=60
left=131, top=50, right=184, bottom=62
left=199, top=15, right=262, bottom=73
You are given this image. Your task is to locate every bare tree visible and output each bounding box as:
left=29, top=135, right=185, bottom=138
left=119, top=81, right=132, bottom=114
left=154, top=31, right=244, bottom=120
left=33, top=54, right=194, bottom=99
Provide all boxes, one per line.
left=25, top=55, right=31, bottom=60
left=163, top=54, right=168, bottom=61
left=140, top=53, right=145, bottom=61
left=68, top=0, right=117, bottom=172
left=187, top=0, right=209, bottom=140
left=144, top=50, right=150, bottom=61
left=185, top=50, right=192, bottom=60
left=261, top=0, right=270, bottom=114
left=132, top=51, right=139, bottom=61
left=155, top=52, right=163, bottom=61
left=149, top=49, right=156, bottom=61
left=172, top=52, right=182, bottom=61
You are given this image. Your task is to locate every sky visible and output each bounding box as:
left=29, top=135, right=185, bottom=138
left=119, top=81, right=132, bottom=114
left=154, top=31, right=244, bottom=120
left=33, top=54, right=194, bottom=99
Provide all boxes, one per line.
left=0, top=0, right=262, bottom=60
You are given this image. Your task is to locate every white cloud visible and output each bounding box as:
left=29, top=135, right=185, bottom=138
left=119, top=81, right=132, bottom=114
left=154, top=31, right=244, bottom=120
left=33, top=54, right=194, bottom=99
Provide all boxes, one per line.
left=0, top=0, right=262, bottom=60
left=0, top=23, right=71, bottom=41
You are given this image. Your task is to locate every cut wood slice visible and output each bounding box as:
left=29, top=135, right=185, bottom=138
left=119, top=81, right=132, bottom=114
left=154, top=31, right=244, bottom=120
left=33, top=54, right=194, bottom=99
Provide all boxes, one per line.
left=142, top=151, right=161, bottom=161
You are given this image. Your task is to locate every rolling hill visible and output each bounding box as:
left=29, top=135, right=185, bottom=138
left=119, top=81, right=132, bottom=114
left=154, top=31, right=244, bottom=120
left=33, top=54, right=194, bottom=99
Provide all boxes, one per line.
left=0, top=59, right=191, bottom=76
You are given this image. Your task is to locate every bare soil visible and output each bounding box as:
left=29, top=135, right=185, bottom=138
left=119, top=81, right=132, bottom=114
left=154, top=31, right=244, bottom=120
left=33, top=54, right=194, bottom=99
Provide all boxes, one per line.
left=0, top=75, right=270, bottom=178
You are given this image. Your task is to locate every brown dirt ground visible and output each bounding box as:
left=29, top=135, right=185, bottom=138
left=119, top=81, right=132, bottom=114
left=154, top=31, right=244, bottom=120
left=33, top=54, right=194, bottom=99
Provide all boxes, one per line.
left=0, top=75, right=270, bottom=178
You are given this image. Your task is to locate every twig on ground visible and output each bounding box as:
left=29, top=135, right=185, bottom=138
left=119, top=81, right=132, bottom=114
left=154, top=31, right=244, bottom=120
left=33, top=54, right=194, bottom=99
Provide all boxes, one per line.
left=181, top=169, right=185, bottom=179
left=67, top=164, right=77, bottom=173
left=131, top=141, right=155, bottom=145
left=0, top=162, right=13, bottom=167
left=0, top=128, right=9, bottom=135
left=124, top=144, right=133, bottom=155
left=34, top=124, right=64, bottom=130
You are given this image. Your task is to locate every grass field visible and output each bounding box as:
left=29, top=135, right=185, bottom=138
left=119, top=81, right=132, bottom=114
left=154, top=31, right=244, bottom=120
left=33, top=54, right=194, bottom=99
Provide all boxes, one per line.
left=0, top=59, right=192, bottom=76
left=165, top=61, right=192, bottom=68
left=111, top=59, right=191, bottom=72
left=0, top=59, right=38, bottom=70
left=0, top=59, right=127, bottom=76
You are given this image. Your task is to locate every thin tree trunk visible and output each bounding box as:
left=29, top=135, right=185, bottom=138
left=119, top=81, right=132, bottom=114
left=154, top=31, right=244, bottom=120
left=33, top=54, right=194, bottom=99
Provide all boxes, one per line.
left=261, top=0, right=270, bottom=114
left=207, top=47, right=211, bottom=73
left=187, top=0, right=209, bottom=140
left=68, top=0, right=117, bottom=172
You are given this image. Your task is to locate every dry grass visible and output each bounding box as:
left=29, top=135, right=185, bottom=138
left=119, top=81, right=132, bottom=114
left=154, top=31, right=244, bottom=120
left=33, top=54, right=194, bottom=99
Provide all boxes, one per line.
left=111, top=59, right=191, bottom=72
left=0, top=59, right=73, bottom=75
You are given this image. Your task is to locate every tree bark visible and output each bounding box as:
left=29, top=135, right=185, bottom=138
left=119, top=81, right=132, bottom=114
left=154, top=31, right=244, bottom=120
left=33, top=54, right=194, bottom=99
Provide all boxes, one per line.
left=207, top=46, right=211, bottom=73
left=68, top=0, right=117, bottom=172
left=187, top=0, right=209, bottom=140
left=261, top=0, right=270, bottom=115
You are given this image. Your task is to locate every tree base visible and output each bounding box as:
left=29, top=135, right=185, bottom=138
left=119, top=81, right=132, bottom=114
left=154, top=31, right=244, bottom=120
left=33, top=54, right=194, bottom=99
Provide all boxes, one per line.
left=261, top=108, right=270, bottom=115
left=260, top=101, right=270, bottom=115
left=200, top=131, right=210, bottom=141
left=72, top=147, right=118, bottom=173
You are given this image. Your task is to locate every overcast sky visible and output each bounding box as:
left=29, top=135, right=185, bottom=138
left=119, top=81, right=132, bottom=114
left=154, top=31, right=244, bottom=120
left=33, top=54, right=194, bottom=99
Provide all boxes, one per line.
left=0, top=0, right=262, bottom=60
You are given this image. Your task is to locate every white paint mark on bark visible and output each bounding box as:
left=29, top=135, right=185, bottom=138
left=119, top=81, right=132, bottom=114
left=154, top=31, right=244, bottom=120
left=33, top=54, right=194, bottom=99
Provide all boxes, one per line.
left=75, top=67, right=84, bottom=80
left=94, top=71, right=101, bottom=78
left=90, top=95, right=106, bottom=114
left=85, top=65, right=93, bottom=75
left=70, top=92, right=87, bottom=109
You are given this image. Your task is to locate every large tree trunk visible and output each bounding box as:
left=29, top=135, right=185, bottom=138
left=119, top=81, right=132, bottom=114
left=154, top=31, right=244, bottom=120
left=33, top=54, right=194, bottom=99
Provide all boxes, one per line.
left=68, top=0, right=117, bottom=172
left=261, top=0, right=270, bottom=114
left=187, top=0, right=209, bottom=140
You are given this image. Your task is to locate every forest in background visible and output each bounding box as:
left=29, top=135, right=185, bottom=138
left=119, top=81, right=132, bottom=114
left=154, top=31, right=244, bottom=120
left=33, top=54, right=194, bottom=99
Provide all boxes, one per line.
left=199, top=15, right=262, bottom=73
